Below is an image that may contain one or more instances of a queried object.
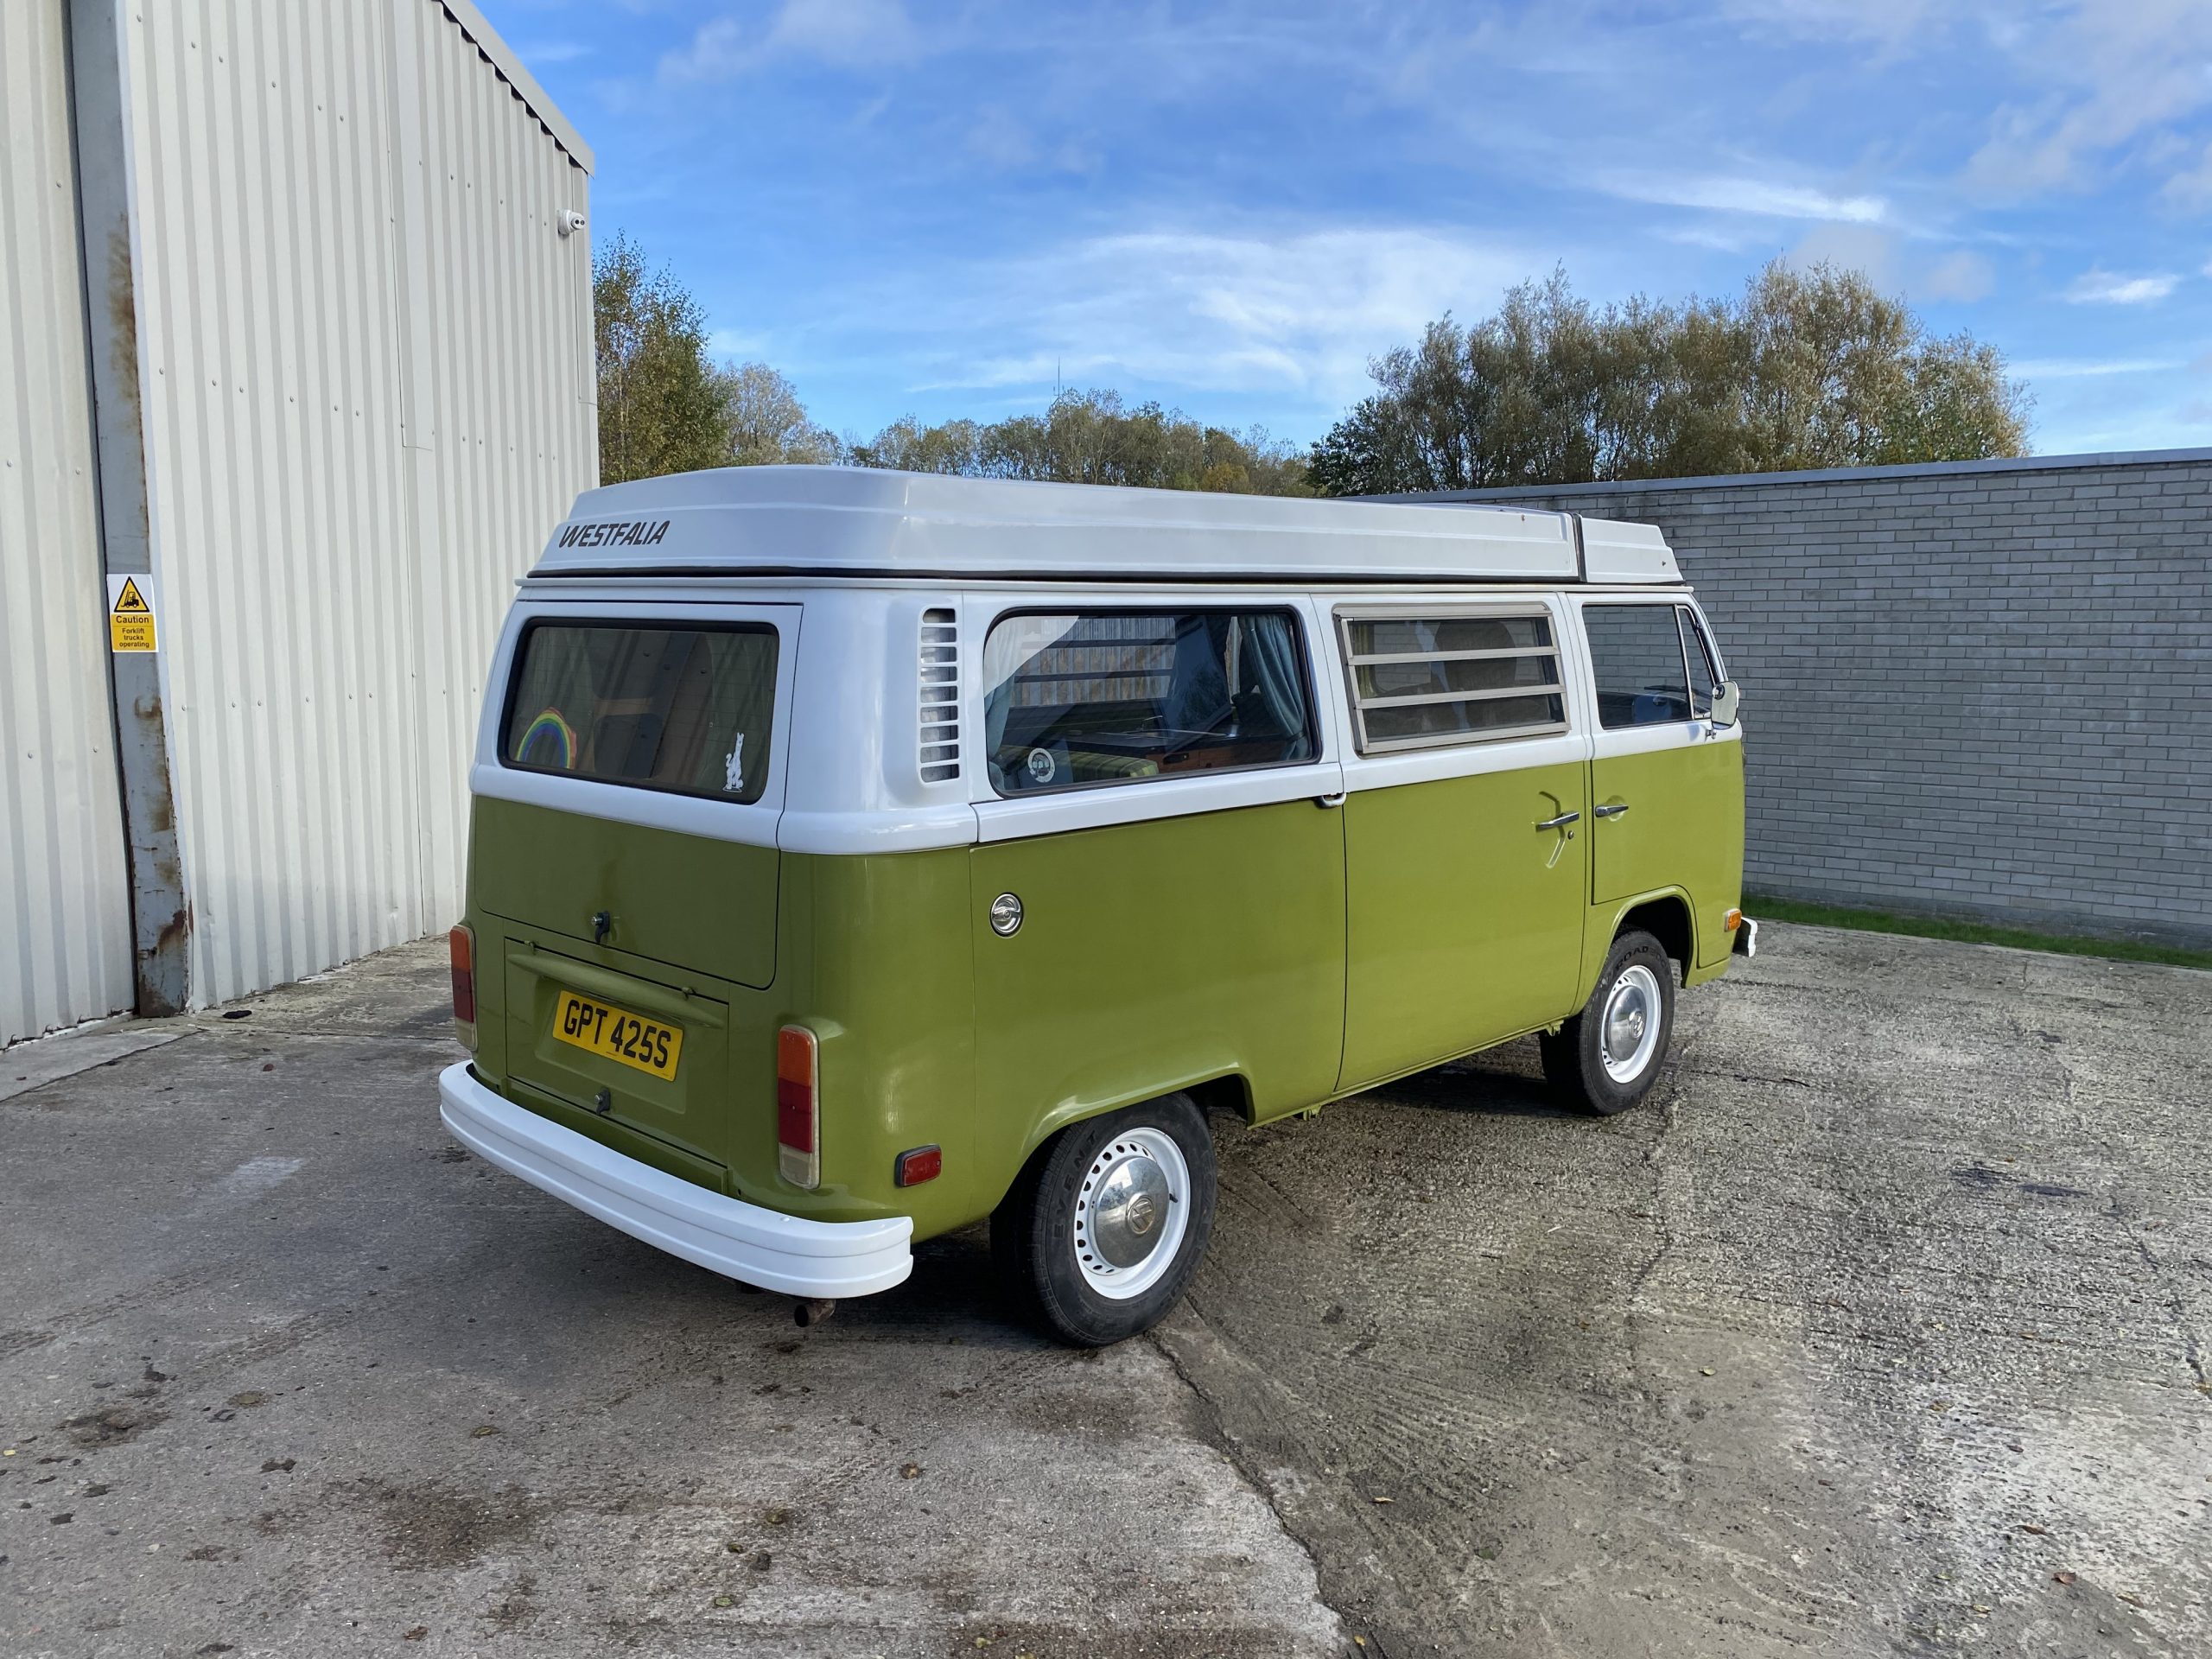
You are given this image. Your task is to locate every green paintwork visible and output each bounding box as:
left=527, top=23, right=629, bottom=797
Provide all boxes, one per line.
left=461, top=731, right=1742, bottom=1251
left=1340, top=762, right=1586, bottom=1089
left=1590, top=734, right=1745, bottom=970
left=503, top=944, right=730, bottom=1167
left=968, top=799, right=1346, bottom=1197
left=474, top=796, right=782, bottom=990
left=467, top=796, right=982, bottom=1242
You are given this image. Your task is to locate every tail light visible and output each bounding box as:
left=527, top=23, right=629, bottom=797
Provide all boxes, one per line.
left=777, top=1025, right=819, bottom=1189
left=449, top=924, right=477, bottom=1051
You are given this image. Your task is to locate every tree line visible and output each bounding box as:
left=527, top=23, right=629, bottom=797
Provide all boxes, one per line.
left=595, top=233, right=2031, bottom=499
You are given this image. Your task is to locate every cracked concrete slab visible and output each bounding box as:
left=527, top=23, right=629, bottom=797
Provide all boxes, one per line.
left=2, top=922, right=2204, bottom=1657
left=0, top=947, right=1342, bottom=1659
left=1, top=1018, right=188, bottom=1104
left=1153, top=925, right=2210, bottom=1657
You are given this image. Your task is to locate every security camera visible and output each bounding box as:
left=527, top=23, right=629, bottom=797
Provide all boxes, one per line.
left=557, top=208, right=587, bottom=238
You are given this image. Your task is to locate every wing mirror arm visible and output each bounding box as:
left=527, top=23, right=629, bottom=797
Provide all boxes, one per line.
left=1709, top=679, right=1741, bottom=730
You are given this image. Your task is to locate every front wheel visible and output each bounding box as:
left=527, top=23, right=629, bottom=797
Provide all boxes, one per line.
left=1541, top=930, right=1675, bottom=1115
left=991, top=1094, right=1217, bottom=1346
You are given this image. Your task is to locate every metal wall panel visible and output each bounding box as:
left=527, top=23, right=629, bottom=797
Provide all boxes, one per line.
left=0, top=0, right=137, bottom=1046
left=399, top=0, right=597, bottom=938
left=115, top=0, right=593, bottom=1007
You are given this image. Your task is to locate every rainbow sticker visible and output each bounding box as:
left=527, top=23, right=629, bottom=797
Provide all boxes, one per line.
left=515, top=707, right=578, bottom=770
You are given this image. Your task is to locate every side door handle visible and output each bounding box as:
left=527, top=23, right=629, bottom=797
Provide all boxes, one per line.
left=1535, top=810, right=1580, bottom=830
left=1592, top=803, right=1629, bottom=819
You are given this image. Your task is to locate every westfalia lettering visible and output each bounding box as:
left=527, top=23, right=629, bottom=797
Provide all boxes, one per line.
left=557, top=518, right=672, bottom=549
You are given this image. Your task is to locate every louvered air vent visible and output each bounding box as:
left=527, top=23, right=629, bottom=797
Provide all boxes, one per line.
left=918, top=607, right=961, bottom=783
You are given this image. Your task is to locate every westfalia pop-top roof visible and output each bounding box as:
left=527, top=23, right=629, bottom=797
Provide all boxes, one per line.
left=530, top=465, right=1682, bottom=586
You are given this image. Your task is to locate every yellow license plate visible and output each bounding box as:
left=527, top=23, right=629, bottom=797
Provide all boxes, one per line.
left=553, top=989, right=683, bottom=1081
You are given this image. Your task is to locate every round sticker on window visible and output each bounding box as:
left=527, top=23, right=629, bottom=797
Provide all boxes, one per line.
left=1025, top=747, right=1058, bottom=785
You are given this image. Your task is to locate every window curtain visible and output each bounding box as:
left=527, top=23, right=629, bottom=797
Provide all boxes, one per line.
left=1239, top=613, right=1307, bottom=744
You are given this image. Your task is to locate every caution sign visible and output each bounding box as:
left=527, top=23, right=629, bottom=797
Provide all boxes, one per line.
left=107, top=574, right=157, bottom=652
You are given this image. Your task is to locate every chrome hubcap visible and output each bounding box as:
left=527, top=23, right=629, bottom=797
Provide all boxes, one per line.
left=1073, top=1128, right=1190, bottom=1300
left=1599, top=963, right=1663, bottom=1084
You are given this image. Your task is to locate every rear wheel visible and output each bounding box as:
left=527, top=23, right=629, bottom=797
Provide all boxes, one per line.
left=991, top=1093, right=1217, bottom=1346
left=1541, top=929, right=1675, bottom=1115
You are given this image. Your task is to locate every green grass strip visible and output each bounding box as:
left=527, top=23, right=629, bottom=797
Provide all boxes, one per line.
left=1743, top=893, right=2212, bottom=971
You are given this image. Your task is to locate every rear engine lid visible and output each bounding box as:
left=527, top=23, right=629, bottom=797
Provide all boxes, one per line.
left=473, top=794, right=780, bottom=989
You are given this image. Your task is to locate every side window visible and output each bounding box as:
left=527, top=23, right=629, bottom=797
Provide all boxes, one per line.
left=1678, top=607, right=1720, bottom=718
left=981, top=609, right=1315, bottom=795
left=1584, top=604, right=1691, bottom=728
left=1338, top=609, right=1567, bottom=753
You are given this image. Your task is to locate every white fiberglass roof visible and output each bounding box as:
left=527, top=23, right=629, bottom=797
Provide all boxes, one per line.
left=530, top=465, right=1681, bottom=586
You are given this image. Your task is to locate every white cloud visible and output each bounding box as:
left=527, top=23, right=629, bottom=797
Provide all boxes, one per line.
left=892, top=225, right=1529, bottom=406
left=1785, top=224, right=1899, bottom=286
left=1718, top=0, right=1961, bottom=48
left=517, top=40, right=592, bottom=67
left=2063, top=268, right=2179, bottom=305
left=707, top=327, right=775, bottom=361
left=1655, top=224, right=1770, bottom=254
left=661, top=0, right=922, bottom=82
left=1778, top=231, right=1999, bottom=305
left=965, top=107, right=1035, bottom=170
left=2012, top=357, right=2183, bottom=378
left=1601, top=172, right=1887, bottom=224
left=1963, top=0, right=2212, bottom=201
left=1917, top=249, right=1993, bottom=302
left=769, top=0, right=920, bottom=69
left=2168, top=143, right=2212, bottom=212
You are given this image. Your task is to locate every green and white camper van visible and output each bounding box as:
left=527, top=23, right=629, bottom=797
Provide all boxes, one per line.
left=439, top=467, right=1751, bottom=1344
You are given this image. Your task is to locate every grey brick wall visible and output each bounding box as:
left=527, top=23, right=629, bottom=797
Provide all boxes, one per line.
left=1408, top=451, right=2212, bottom=949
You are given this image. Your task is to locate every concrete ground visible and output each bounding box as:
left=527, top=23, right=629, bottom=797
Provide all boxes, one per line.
left=1, top=925, right=2204, bottom=1658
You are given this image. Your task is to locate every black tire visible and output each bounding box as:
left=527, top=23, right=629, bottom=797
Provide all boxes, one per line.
left=1540, top=929, right=1676, bottom=1116
left=991, top=1093, right=1217, bottom=1347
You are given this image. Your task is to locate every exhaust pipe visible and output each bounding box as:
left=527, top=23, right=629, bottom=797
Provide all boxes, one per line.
left=793, top=1298, right=837, bottom=1327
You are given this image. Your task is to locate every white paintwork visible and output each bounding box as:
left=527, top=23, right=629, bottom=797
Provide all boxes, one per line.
left=475, top=577, right=1726, bottom=854
left=471, top=600, right=804, bottom=845
left=1580, top=518, right=1679, bottom=584
left=531, top=466, right=1683, bottom=587
left=94, top=0, right=595, bottom=1008
left=440, top=1062, right=914, bottom=1297
left=0, top=0, right=136, bottom=1047
left=433, top=0, right=594, bottom=170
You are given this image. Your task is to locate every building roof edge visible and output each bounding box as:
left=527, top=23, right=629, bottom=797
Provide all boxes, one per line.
left=1367, top=445, right=2212, bottom=502
left=435, top=0, right=595, bottom=173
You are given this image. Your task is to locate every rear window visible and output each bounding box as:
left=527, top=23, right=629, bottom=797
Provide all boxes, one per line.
left=501, top=622, right=778, bottom=804
left=982, top=609, right=1315, bottom=795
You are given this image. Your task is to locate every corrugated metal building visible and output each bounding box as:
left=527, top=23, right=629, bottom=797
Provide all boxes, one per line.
left=0, top=0, right=595, bottom=1047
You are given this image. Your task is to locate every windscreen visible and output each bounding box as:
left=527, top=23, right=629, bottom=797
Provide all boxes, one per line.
left=501, top=622, right=778, bottom=804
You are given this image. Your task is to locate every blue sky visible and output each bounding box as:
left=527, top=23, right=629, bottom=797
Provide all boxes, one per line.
left=480, top=0, right=2212, bottom=456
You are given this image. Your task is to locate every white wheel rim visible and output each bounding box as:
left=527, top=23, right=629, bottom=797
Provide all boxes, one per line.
left=1071, top=1127, right=1191, bottom=1300
left=1599, top=963, right=1663, bottom=1084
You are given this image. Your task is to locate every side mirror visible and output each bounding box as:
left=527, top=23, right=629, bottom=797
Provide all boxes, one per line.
left=1709, top=679, right=1741, bottom=729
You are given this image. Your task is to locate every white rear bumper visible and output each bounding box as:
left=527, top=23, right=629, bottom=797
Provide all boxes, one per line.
left=438, top=1062, right=912, bottom=1299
